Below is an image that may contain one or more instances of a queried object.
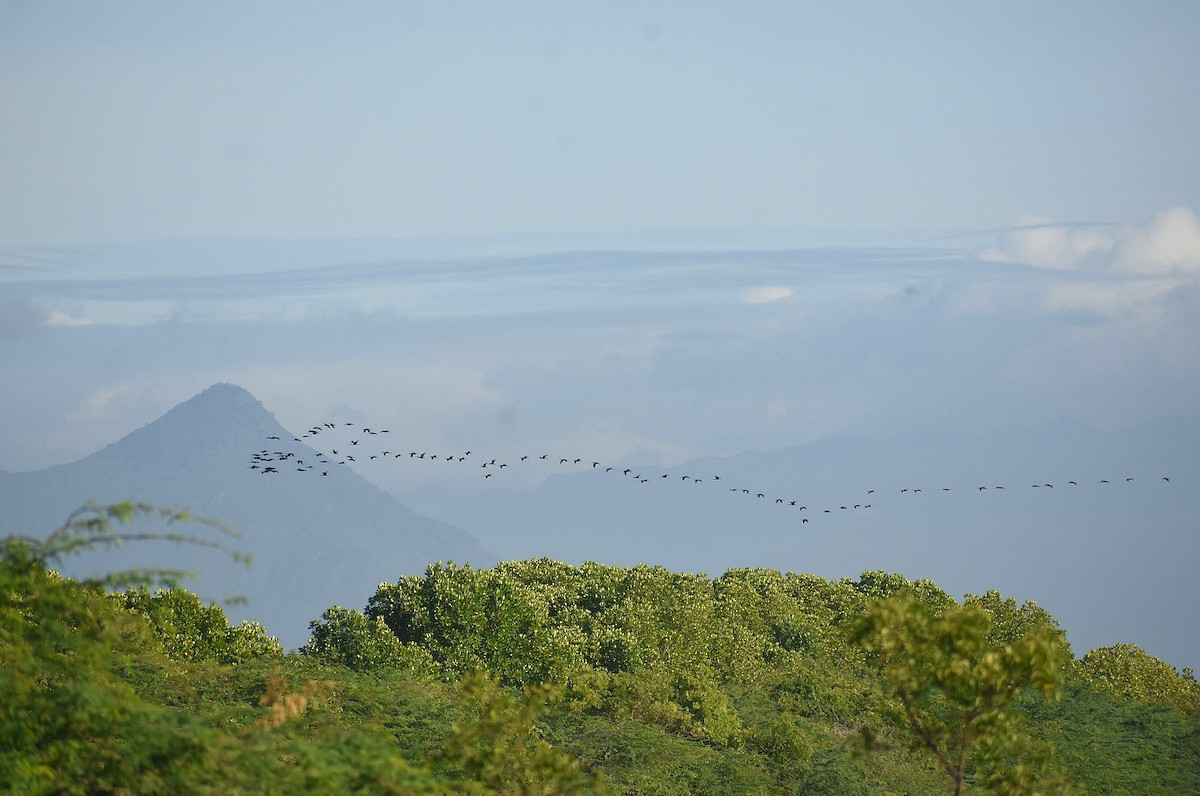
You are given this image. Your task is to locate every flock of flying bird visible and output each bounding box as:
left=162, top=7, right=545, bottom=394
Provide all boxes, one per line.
left=247, top=421, right=1173, bottom=525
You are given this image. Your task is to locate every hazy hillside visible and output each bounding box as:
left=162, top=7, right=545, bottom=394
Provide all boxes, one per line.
left=0, top=384, right=494, bottom=648
left=388, top=418, right=1200, bottom=672
left=3, top=381, right=1194, bottom=669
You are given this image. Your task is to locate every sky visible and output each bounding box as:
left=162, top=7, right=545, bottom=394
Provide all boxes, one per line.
left=2, top=3, right=1200, bottom=663
left=3, top=2, right=1199, bottom=245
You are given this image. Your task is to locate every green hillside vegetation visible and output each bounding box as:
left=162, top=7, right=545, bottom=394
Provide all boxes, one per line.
left=3, top=503, right=1198, bottom=794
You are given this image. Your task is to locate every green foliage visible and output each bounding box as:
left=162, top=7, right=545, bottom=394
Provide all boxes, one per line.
left=0, top=502, right=253, bottom=794
left=2, top=508, right=598, bottom=795
left=1079, top=643, right=1200, bottom=713
left=120, top=586, right=283, bottom=665
left=440, top=671, right=605, bottom=795
left=850, top=592, right=1071, bottom=795
left=1021, top=680, right=1200, bottom=794
left=366, top=560, right=591, bottom=684
left=7, top=507, right=1199, bottom=795
left=964, top=590, right=1073, bottom=657
left=850, top=570, right=956, bottom=613
left=366, top=560, right=800, bottom=745
left=303, top=605, right=437, bottom=675
left=11, top=499, right=248, bottom=590
left=1, top=536, right=204, bottom=794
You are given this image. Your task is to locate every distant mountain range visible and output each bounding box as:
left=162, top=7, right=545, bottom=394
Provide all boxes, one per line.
left=3, top=383, right=1197, bottom=672
left=386, top=418, right=1200, bottom=672
left=0, top=384, right=494, bottom=648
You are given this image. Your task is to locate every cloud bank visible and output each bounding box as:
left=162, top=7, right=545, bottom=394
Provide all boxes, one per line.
left=1113, top=206, right=1200, bottom=275
left=982, top=206, right=1200, bottom=275
left=2, top=217, right=1198, bottom=477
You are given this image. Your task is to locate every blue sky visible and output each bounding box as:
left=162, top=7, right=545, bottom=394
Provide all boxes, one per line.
left=2, top=2, right=1199, bottom=244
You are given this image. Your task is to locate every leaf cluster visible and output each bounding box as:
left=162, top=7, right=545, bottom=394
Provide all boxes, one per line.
left=849, top=593, right=1071, bottom=794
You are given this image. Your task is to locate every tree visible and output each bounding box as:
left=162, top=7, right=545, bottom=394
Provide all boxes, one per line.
left=121, top=586, right=282, bottom=665
left=1079, top=643, right=1200, bottom=713
left=0, top=503, right=238, bottom=794
left=963, top=590, right=1071, bottom=654
left=439, top=672, right=606, bottom=795
left=850, top=593, right=1070, bottom=795
left=303, top=605, right=437, bottom=675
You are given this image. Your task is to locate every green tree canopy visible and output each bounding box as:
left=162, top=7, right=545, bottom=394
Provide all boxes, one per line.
left=850, top=592, right=1071, bottom=795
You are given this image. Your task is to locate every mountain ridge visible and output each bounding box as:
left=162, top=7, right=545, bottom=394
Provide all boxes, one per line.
left=387, top=417, right=1200, bottom=672
left=0, top=383, right=495, bottom=649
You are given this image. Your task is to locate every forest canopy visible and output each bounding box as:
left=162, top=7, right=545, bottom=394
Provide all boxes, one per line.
left=3, top=504, right=1198, bottom=794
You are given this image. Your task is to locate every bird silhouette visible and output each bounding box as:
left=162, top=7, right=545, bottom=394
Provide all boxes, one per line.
left=250, top=422, right=1175, bottom=524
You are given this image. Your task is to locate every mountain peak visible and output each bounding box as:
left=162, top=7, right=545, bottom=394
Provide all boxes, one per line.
left=87, top=384, right=287, bottom=467
left=160, top=382, right=278, bottom=432
left=193, top=381, right=258, bottom=404
left=1, top=382, right=494, bottom=646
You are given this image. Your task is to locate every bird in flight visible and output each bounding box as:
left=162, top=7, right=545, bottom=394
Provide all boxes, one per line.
left=248, top=421, right=1177, bottom=531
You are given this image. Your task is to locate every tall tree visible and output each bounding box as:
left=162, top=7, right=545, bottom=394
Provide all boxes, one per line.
left=850, top=593, right=1070, bottom=795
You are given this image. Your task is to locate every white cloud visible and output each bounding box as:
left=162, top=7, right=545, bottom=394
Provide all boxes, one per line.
left=45, top=309, right=94, bottom=327
left=982, top=207, right=1200, bottom=276
left=741, top=286, right=794, bottom=304
left=980, top=214, right=1113, bottom=270
left=1112, top=206, right=1200, bottom=275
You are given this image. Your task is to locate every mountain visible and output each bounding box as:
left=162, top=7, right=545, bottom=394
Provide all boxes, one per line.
left=390, top=419, right=1200, bottom=672
left=0, top=384, right=494, bottom=648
